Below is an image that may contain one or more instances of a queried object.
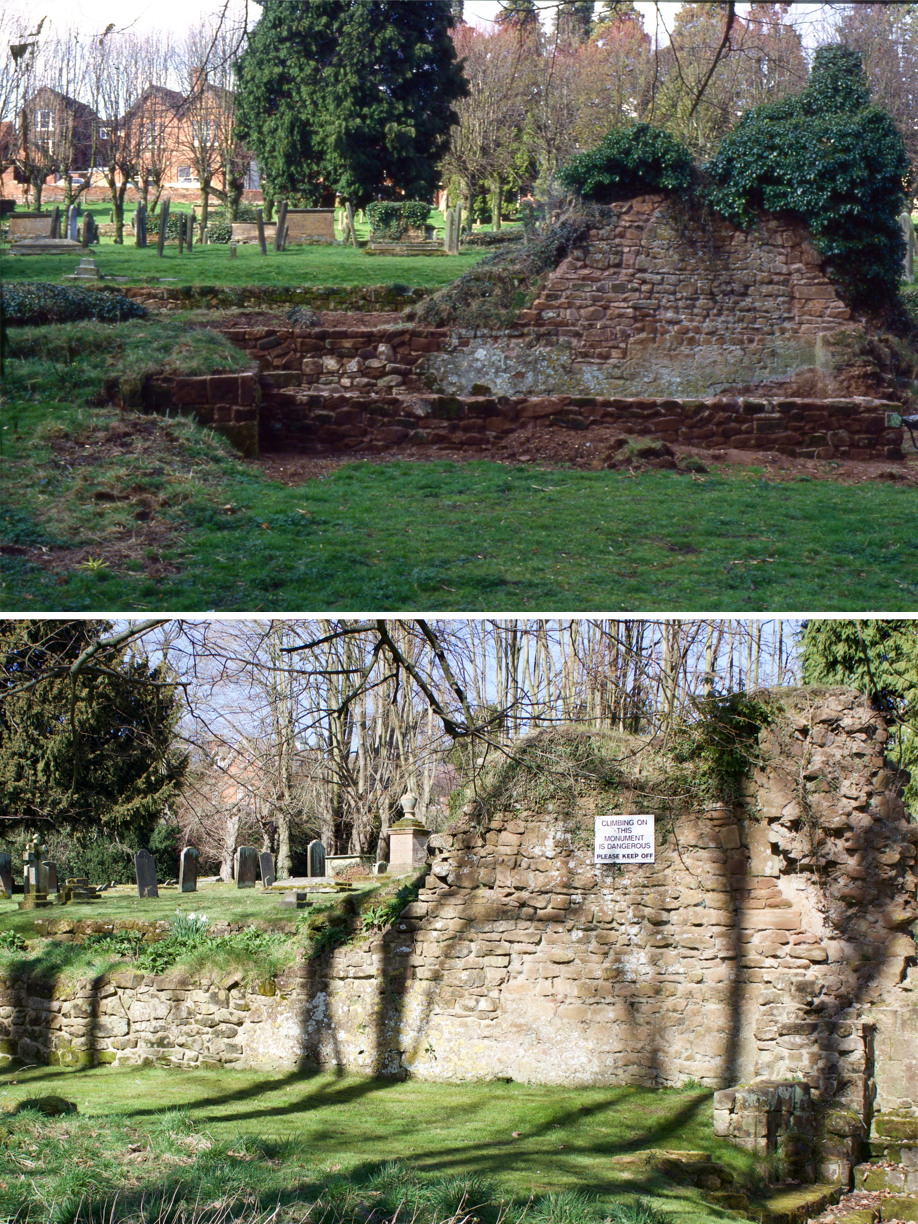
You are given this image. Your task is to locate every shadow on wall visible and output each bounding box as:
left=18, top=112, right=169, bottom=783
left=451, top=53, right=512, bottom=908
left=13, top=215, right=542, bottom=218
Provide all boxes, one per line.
left=0, top=687, right=915, bottom=1176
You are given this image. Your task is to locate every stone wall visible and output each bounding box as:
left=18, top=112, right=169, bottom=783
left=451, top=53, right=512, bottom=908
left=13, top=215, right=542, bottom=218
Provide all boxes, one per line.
left=423, top=196, right=859, bottom=400
left=2, top=690, right=915, bottom=1135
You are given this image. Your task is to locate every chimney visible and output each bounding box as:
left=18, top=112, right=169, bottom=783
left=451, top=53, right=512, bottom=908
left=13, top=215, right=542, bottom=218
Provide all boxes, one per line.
left=190, top=64, right=207, bottom=94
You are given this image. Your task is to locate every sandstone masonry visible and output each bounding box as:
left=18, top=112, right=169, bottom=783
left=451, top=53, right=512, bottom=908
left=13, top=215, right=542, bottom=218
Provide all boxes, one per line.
left=1, top=690, right=915, bottom=1152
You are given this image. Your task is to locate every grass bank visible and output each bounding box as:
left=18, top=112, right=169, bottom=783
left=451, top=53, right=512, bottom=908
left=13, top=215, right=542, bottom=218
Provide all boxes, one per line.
left=0, top=1064, right=758, bottom=1224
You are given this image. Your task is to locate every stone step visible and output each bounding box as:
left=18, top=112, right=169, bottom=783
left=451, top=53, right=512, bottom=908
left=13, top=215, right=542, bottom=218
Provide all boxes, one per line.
left=879, top=1196, right=917, bottom=1221
left=747, top=1183, right=844, bottom=1224
left=854, top=1163, right=918, bottom=1194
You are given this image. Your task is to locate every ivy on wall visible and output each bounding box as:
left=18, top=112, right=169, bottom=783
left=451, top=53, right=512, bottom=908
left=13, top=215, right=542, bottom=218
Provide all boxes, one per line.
left=704, top=46, right=910, bottom=309
left=557, top=123, right=694, bottom=204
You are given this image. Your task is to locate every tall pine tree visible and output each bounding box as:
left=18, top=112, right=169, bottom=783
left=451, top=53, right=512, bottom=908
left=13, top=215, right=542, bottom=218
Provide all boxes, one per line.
left=235, top=0, right=467, bottom=207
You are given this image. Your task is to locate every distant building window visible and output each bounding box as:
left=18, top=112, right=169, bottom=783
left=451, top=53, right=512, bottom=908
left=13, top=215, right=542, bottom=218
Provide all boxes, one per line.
left=98, top=126, right=110, bottom=140
left=36, top=109, right=52, bottom=130
left=191, top=119, right=214, bottom=144
left=176, top=165, right=194, bottom=183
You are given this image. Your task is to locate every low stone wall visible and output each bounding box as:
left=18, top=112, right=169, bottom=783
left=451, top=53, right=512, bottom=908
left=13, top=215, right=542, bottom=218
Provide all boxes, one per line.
left=256, top=386, right=903, bottom=460
left=110, top=284, right=427, bottom=313
left=222, top=324, right=447, bottom=395
left=141, top=371, right=260, bottom=457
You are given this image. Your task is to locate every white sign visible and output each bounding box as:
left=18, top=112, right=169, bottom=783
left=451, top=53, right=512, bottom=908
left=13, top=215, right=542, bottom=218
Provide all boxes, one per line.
left=594, top=815, right=655, bottom=863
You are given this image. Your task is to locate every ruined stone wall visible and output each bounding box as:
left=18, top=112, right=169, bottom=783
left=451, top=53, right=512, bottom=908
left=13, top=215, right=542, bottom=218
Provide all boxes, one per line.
left=424, top=196, right=858, bottom=400
left=1, top=690, right=915, bottom=1127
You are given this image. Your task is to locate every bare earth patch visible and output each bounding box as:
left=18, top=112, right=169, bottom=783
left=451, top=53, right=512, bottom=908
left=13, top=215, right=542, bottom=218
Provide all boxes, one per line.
left=253, top=426, right=918, bottom=488
left=5, top=416, right=195, bottom=580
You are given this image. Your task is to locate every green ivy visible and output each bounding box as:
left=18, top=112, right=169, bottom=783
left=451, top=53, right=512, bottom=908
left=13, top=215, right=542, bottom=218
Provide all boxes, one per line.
left=704, top=45, right=910, bottom=309
left=558, top=123, right=694, bottom=203
left=668, top=693, right=775, bottom=806
left=1, top=283, right=146, bottom=326
left=366, top=200, right=432, bottom=241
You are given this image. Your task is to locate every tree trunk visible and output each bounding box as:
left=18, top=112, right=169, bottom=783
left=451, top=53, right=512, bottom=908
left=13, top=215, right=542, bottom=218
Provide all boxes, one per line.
left=491, top=177, right=503, bottom=231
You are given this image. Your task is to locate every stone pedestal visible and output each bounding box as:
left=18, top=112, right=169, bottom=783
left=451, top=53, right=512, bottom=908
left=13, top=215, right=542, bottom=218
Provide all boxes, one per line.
left=389, top=820, right=429, bottom=875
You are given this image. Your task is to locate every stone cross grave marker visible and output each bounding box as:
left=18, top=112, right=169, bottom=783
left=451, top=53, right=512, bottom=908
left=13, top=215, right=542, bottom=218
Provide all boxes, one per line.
left=179, top=847, right=199, bottom=893
left=134, top=849, right=159, bottom=898
left=259, top=852, right=275, bottom=888
left=307, top=840, right=326, bottom=877
left=236, top=846, right=258, bottom=888
left=0, top=852, right=12, bottom=898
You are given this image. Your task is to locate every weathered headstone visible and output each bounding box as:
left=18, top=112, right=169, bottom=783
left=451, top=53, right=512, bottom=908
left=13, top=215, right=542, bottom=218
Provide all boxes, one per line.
left=373, top=861, right=388, bottom=875
left=236, top=846, right=258, bottom=888
left=67, top=205, right=80, bottom=241
left=0, top=852, right=12, bottom=898
left=255, top=207, right=268, bottom=256
left=157, top=198, right=170, bottom=258
left=259, top=851, right=275, bottom=888
left=186, top=211, right=194, bottom=252
left=278, top=890, right=308, bottom=909
left=135, top=202, right=147, bottom=248
left=43, top=862, right=58, bottom=894
left=274, top=199, right=288, bottom=252
left=307, top=840, right=326, bottom=877
left=179, top=847, right=199, bottom=893
left=81, top=213, right=94, bottom=247
left=50, top=205, right=60, bottom=238
left=134, top=848, right=159, bottom=898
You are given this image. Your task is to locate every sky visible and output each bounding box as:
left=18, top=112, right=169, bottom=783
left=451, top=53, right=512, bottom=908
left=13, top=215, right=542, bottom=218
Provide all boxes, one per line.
left=15, top=1, right=668, bottom=41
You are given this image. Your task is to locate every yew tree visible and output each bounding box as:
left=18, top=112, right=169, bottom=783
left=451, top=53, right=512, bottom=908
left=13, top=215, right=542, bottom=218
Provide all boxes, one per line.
left=234, top=0, right=467, bottom=208
left=0, top=620, right=186, bottom=841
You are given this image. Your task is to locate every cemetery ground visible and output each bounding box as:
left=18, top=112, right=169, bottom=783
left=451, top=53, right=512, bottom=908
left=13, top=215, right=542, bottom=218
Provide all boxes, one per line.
left=0, top=1066, right=766, bottom=1224
left=0, top=879, right=772, bottom=1224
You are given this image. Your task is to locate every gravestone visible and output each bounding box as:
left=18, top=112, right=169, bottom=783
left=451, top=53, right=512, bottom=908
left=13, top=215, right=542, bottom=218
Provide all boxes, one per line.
left=307, top=840, right=326, bottom=878
left=373, top=861, right=388, bottom=875
left=259, top=851, right=275, bottom=888
left=236, top=846, right=258, bottom=888
left=81, top=214, right=95, bottom=247
left=134, top=848, right=159, bottom=898
left=274, top=199, right=288, bottom=251
left=135, top=202, right=147, bottom=248
left=9, top=215, right=53, bottom=241
left=278, top=890, right=308, bottom=909
left=67, top=204, right=80, bottom=241
left=157, top=198, right=170, bottom=258
left=0, top=852, right=12, bottom=898
left=444, top=209, right=455, bottom=255
left=255, top=208, right=268, bottom=256
left=284, top=209, right=335, bottom=244
left=43, top=862, right=58, bottom=894
left=50, top=205, right=60, bottom=238
left=179, top=847, right=199, bottom=893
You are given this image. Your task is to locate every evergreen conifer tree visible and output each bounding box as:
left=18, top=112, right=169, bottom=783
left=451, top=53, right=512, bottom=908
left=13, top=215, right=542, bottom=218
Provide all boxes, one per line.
left=0, top=621, right=186, bottom=841
left=235, top=0, right=466, bottom=207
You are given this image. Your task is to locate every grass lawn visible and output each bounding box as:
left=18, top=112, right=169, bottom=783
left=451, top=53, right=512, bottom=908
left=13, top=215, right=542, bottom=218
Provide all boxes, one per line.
left=2, top=395, right=916, bottom=611
left=0, top=1063, right=759, bottom=1224
left=0, top=879, right=376, bottom=943
left=0, top=205, right=497, bottom=289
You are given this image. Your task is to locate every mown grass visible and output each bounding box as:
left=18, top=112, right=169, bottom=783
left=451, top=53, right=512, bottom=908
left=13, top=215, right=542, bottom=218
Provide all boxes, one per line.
left=2, top=398, right=916, bottom=611
left=0, top=230, right=489, bottom=290
left=0, top=1064, right=760, bottom=1224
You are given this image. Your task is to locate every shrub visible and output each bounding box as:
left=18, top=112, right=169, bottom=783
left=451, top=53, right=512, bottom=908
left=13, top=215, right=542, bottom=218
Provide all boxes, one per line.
left=558, top=122, right=694, bottom=203
left=366, top=200, right=432, bottom=240
left=705, top=45, right=911, bottom=308
left=1, top=282, right=146, bottom=326
left=461, top=230, right=526, bottom=248
left=204, top=217, right=233, bottom=244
